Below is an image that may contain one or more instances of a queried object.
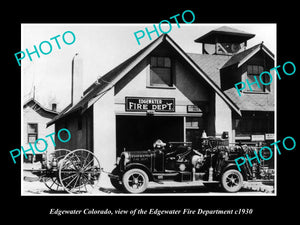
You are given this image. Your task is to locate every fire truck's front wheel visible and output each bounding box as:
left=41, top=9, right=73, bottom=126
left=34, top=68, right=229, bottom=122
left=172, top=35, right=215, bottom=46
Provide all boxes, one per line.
left=221, top=169, right=244, bottom=193
left=122, top=168, right=149, bottom=194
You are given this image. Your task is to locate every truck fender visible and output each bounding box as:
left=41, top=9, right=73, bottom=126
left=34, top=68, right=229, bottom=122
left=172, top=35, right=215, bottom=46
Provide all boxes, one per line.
left=222, top=162, right=248, bottom=181
left=125, top=163, right=154, bottom=181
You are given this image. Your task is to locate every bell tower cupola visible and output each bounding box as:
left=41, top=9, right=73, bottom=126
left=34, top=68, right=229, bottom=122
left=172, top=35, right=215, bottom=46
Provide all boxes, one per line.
left=194, top=26, right=255, bottom=55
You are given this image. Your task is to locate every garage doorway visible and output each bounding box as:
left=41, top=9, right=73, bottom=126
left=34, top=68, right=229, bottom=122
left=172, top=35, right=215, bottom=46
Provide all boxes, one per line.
left=116, top=115, right=183, bottom=156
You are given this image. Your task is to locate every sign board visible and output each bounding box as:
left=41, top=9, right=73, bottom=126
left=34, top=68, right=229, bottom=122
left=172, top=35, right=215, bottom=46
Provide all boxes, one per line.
left=265, top=133, right=275, bottom=140
left=251, top=134, right=265, bottom=141
left=235, top=136, right=251, bottom=140
left=187, top=105, right=202, bottom=113
left=125, top=97, right=175, bottom=112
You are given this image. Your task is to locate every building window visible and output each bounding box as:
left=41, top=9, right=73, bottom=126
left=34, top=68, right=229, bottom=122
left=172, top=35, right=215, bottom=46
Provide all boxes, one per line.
left=185, top=117, right=203, bottom=148
left=149, top=57, right=172, bottom=87
left=27, top=123, right=38, bottom=143
left=234, top=112, right=274, bottom=135
left=23, top=154, right=34, bottom=163
left=186, top=117, right=202, bottom=129
left=246, top=65, right=266, bottom=92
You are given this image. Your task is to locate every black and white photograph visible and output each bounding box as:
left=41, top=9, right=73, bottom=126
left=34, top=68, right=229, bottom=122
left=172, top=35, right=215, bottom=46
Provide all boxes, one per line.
left=21, top=23, right=277, bottom=196
left=4, top=4, right=299, bottom=221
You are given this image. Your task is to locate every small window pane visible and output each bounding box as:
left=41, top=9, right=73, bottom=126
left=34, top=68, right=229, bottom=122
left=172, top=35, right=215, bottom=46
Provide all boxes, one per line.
left=252, top=65, right=259, bottom=74
left=28, top=124, right=37, bottom=133
left=186, top=120, right=192, bottom=127
left=150, top=57, right=157, bottom=67
left=164, top=57, right=171, bottom=67
left=247, top=65, right=253, bottom=74
left=150, top=68, right=172, bottom=86
left=28, top=134, right=37, bottom=143
left=247, top=75, right=263, bottom=91
left=157, top=57, right=164, bottom=67
left=248, top=65, right=264, bottom=75
left=149, top=57, right=172, bottom=87
left=260, top=71, right=271, bottom=85
left=191, top=119, right=199, bottom=128
left=186, top=117, right=201, bottom=128
left=24, top=154, right=34, bottom=163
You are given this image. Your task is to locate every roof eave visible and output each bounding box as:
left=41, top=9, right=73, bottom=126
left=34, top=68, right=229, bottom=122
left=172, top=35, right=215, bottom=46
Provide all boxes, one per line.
left=237, top=43, right=275, bottom=68
left=24, top=98, right=59, bottom=116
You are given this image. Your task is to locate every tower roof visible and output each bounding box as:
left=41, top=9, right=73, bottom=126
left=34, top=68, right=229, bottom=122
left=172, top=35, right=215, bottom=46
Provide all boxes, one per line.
left=194, top=26, right=255, bottom=44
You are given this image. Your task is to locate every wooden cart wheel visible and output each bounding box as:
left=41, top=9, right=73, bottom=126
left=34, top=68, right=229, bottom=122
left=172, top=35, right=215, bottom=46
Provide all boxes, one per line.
left=58, top=149, right=101, bottom=194
left=41, top=176, right=62, bottom=192
left=42, top=149, right=71, bottom=192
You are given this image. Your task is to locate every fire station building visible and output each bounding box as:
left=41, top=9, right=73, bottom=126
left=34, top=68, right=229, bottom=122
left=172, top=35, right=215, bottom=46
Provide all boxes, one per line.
left=47, top=26, right=275, bottom=176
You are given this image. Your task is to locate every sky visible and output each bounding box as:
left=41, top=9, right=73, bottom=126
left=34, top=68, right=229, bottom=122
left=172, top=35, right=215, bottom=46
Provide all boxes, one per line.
left=21, top=23, right=276, bottom=111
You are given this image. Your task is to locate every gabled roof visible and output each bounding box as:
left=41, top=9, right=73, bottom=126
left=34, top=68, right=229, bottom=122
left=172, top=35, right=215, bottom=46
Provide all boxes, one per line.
left=188, top=43, right=275, bottom=112
left=187, top=53, right=231, bottom=87
left=222, top=42, right=274, bottom=69
left=47, top=34, right=242, bottom=127
left=24, top=98, right=59, bottom=119
left=47, top=35, right=166, bottom=127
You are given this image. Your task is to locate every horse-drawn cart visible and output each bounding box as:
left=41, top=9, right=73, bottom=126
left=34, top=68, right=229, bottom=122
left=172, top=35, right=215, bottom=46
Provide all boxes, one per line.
left=26, top=149, right=101, bottom=194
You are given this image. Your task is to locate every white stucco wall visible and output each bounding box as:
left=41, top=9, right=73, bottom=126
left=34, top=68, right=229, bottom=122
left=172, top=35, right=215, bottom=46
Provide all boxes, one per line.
left=215, top=93, right=233, bottom=143
left=114, top=60, right=208, bottom=116
left=93, top=87, right=116, bottom=187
